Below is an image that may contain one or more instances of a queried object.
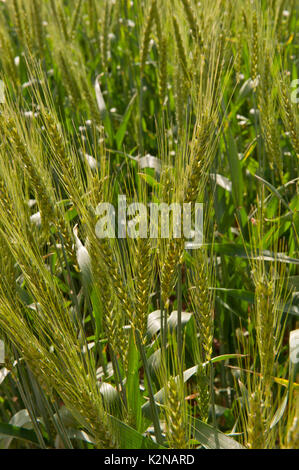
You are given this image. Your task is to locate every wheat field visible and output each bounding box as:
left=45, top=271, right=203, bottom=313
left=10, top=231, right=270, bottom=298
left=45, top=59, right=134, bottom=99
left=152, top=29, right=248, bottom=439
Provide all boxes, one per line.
left=0, top=0, right=298, bottom=450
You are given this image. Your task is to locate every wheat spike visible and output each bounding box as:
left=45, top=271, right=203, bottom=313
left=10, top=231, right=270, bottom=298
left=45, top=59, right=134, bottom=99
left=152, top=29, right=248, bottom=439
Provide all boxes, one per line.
left=247, top=390, right=265, bottom=449
left=140, top=0, right=156, bottom=76
left=165, top=376, right=187, bottom=449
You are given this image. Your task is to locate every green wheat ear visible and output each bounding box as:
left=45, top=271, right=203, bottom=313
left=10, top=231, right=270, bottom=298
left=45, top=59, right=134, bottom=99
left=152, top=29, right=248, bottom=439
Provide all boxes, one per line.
left=247, top=390, right=266, bottom=449
left=188, top=249, right=214, bottom=363
left=251, top=11, right=258, bottom=84
left=280, top=78, right=299, bottom=159
left=181, top=0, right=200, bottom=41
left=11, top=0, right=23, bottom=39
left=172, top=16, right=189, bottom=82
left=134, top=237, right=153, bottom=340
left=165, top=376, right=187, bottom=449
left=140, top=0, right=156, bottom=77
left=0, top=0, right=296, bottom=450
left=70, top=0, right=83, bottom=39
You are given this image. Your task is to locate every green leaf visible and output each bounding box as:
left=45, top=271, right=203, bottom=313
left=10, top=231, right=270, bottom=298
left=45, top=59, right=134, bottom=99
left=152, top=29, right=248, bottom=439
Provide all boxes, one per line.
left=138, top=172, right=160, bottom=190
left=66, top=429, right=95, bottom=444
left=289, top=276, right=299, bottom=291
left=215, top=288, right=298, bottom=316
left=0, top=422, right=40, bottom=446
left=191, top=417, right=245, bottom=449
left=270, top=392, right=289, bottom=430
left=214, top=288, right=254, bottom=303
left=148, top=348, right=162, bottom=380
left=99, top=382, right=120, bottom=409
left=108, top=415, right=164, bottom=449
left=116, top=93, right=137, bottom=150
left=254, top=174, right=293, bottom=213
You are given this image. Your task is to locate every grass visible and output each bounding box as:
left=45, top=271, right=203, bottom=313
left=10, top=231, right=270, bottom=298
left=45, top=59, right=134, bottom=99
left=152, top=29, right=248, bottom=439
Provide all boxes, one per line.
left=0, top=0, right=298, bottom=449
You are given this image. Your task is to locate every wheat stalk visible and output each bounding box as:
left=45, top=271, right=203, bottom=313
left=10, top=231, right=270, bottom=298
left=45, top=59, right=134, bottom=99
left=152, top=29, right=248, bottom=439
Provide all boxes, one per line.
left=140, top=0, right=156, bottom=76
left=165, top=376, right=187, bottom=449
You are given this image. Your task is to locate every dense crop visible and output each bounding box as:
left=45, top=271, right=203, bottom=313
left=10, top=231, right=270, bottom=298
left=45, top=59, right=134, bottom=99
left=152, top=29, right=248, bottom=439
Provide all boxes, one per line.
left=0, top=0, right=298, bottom=449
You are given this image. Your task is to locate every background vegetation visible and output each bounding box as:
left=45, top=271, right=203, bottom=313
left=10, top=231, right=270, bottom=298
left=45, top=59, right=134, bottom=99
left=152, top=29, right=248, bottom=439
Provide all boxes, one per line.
left=0, top=0, right=298, bottom=449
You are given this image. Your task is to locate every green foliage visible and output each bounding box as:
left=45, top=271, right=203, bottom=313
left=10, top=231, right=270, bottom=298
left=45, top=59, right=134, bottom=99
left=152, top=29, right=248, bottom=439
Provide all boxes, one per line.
left=0, top=0, right=298, bottom=449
